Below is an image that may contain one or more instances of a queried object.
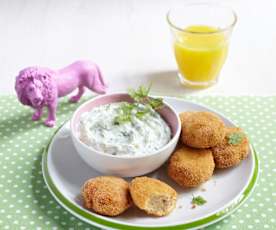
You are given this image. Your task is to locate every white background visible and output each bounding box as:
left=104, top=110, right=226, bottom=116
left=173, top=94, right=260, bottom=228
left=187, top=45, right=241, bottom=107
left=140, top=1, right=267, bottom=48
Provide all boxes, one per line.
left=1, top=0, right=276, bottom=97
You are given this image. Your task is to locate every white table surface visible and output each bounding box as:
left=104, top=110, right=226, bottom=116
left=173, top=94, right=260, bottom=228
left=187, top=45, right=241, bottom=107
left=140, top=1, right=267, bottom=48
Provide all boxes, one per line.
left=1, top=0, right=275, bottom=97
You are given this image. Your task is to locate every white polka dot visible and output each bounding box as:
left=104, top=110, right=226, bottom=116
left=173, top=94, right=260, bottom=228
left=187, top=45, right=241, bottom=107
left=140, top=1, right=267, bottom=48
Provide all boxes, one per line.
left=261, top=213, right=267, bottom=218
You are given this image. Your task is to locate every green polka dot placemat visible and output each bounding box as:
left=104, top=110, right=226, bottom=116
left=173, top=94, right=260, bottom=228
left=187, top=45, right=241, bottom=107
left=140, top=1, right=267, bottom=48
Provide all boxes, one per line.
left=0, top=95, right=275, bottom=230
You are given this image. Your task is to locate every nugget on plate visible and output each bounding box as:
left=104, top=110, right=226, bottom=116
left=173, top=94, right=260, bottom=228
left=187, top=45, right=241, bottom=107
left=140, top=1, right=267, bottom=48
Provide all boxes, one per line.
left=82, top=176, right=131, bottom=216
left=212, top=127, right=249, bottom=168
left=180, top=111, right=225, bottom=148
left=168, top=145, right=215, bottom=187
left=129, top=177, right=177, bottom=216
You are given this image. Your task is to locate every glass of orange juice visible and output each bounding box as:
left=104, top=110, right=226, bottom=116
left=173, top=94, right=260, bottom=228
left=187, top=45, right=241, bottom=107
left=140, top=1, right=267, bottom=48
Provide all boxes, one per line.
left=167, top=3, right=237, bottom=88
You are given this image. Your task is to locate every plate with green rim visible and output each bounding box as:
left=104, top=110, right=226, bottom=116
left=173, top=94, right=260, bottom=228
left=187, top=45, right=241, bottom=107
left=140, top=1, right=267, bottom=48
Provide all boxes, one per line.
left=42, top=97, right=259, bottom=230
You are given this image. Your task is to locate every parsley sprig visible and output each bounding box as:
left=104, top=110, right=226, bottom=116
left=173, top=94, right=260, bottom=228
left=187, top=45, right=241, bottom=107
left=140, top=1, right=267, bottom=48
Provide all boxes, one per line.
left=227, top=132, right=245, bottom=145
left=114, top=85, right=164, bottom=125
left=113, top=103, right=134, bottom=125
left=192, top=195, right=207, bottom=206
left=128, top=85, right=164, bottom=110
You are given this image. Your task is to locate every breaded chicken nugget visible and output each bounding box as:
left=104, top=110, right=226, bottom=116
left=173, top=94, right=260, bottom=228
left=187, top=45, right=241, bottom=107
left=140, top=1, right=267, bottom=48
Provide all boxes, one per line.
left=179, top=111, right=193, bottom=124
left=180, top=111, right=225, bottom=148
left=129, top=177, right=177, bottom=216
left=168, top=145, right=215, bottom=187
left=82, top=176, right=131, bottom=216
left=212, top=127, right=249, bottom=168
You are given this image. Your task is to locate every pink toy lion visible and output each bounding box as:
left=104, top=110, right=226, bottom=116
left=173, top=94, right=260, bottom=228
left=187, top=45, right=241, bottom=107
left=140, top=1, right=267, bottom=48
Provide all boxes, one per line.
left=15, top=60, right=107, bottom=127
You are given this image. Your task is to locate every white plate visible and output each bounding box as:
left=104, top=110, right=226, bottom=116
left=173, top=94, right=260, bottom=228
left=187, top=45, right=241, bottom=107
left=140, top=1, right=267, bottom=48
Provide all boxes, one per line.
left=42, top=97, right=259, bottom=230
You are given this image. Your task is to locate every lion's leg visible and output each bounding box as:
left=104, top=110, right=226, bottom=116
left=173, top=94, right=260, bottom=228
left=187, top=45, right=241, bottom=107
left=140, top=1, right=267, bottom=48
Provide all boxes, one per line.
left=69, top=86, right=85, bottom=103
left=44, top=103, right=57, bottom=127
left=32, top=107, right=43, bottom=121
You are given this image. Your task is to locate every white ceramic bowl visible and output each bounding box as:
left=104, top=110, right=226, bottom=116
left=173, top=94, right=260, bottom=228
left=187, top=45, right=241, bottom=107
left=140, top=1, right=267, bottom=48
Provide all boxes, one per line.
left=70, top=93, right=181, bottom=177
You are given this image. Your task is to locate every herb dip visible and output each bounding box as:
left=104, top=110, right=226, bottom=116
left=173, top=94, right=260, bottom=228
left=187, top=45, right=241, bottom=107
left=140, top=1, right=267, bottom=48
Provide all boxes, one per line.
left=78, top=102, right=171, bottom=156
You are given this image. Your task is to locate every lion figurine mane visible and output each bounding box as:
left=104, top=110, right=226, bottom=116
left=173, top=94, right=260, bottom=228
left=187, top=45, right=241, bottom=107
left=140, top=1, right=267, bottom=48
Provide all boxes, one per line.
left=15, top=60, right=107, bottom=127
left=15, top=67, right=57, bottom=107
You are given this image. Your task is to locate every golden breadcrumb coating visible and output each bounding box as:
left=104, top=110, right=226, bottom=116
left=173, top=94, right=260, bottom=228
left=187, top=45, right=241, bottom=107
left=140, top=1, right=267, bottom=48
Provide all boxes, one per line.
left=212, top=127, right=249, bottom=168
left=180, top=111, right=226, bottom=148
left=129, top=177, right=177, bottom=216
left=82, top=176, right=131, bottom=216
left=168, top=145, right=215, bottom=187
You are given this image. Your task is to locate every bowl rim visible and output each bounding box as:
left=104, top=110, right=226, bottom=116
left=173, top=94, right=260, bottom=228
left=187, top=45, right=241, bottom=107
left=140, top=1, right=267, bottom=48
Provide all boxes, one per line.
left=70, top=92, right=181, bottom=159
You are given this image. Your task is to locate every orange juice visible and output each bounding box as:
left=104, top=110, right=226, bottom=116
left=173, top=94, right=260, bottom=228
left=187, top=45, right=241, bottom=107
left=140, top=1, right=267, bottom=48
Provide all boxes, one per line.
left=174, top=25, right=228, bottom=86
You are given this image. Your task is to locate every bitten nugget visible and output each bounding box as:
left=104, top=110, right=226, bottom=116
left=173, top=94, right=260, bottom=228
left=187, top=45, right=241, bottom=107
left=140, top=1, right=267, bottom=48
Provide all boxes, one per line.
left=82, top=176, right=131, bottom=216
left=180, top=111, right=225, bottom=148
left=129, top=177, right=177, bottom=216
left=212, top=127, right=249, bottom=168
left=168, top=145, right=215, bottom=187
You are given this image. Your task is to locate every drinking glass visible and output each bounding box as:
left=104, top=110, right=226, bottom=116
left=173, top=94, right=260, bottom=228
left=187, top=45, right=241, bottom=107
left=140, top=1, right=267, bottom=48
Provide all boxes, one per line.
left=167, top=3, right=237, bottom=88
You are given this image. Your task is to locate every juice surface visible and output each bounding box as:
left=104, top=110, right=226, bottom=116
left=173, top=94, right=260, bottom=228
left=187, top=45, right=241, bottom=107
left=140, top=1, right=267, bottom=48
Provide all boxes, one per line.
left=174, top=25, right=228, bottom=83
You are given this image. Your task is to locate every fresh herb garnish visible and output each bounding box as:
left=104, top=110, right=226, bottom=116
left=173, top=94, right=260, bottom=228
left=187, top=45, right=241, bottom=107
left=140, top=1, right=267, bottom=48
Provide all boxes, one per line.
left=114, top=85, right=164, bottom=125
left=192, top=196, right=207, bottom=206
left=128, top=85, right=151, bottom=103
left=113, top=102, right=134, bottom=125
left=128, top=85, right=164, bottom=110
left=135, top=106, right=151, bottom=119
left=148, top=97, right=164, bottom=110
left=227, top=132, right=245, bottom=145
